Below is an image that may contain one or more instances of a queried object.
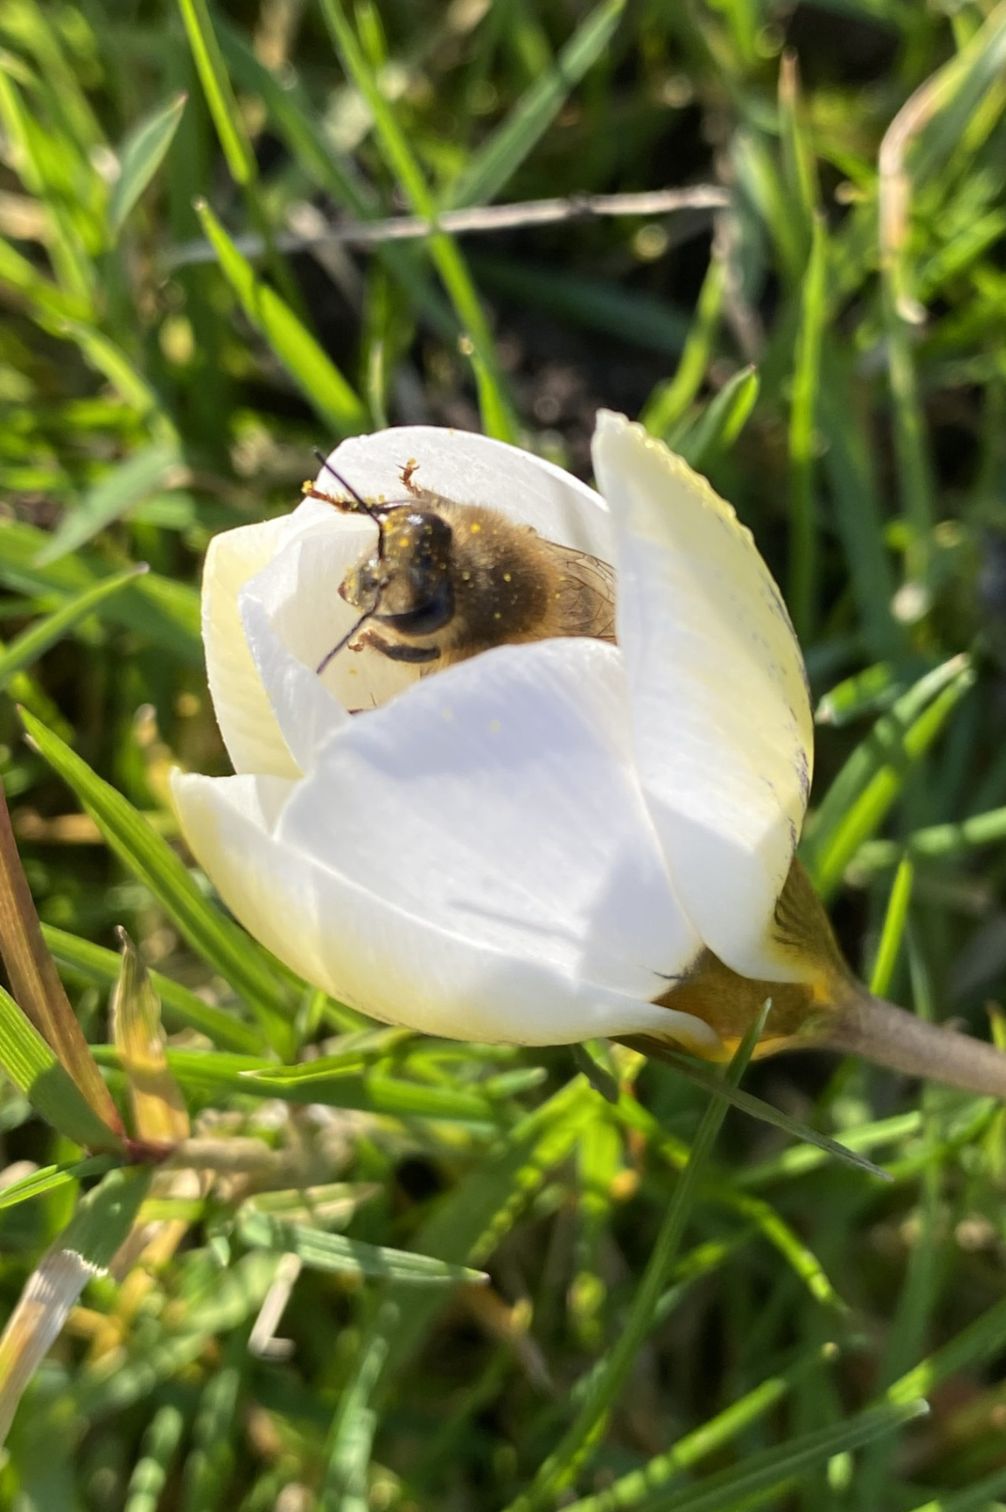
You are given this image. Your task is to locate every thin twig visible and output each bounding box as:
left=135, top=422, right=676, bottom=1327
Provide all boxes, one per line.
left=165, top=185, right=730, bottom=268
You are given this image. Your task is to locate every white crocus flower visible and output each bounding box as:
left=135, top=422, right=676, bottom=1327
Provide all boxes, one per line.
left=172, top=412, right=1006, bottom=1095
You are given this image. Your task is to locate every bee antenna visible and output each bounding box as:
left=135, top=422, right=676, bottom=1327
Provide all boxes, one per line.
left=315, top=606, right=377, bottom=677
left=311, top=449, right=385, bottom=539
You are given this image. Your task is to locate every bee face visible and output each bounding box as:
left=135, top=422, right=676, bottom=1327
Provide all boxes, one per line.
left=340, top=509, right=455, bottom=638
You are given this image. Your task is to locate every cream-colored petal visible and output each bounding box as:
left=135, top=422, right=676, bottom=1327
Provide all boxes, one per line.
left=170, top=767, right=716, bottom=1050
left=592, top=411, right=814, bottom=982
left=201, top=495, right=343, bottom=777
left=202, top=517, right=301, bottom=778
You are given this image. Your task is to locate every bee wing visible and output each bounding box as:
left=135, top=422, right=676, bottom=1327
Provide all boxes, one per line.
left=552, top=547, right=617, bottom=642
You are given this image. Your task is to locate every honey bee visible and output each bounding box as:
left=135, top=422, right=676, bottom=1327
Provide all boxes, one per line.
left=304, top=455, right=616, bottom=676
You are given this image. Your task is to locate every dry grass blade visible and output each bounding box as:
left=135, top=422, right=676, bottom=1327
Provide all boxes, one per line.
left=111, top=927, right=189, bottom=1148
left=0, top=1168, right=149, bottom=1448
left=0, top=1249, right=99, bottom=1447
left=0, top=780, right=122, bottom=1137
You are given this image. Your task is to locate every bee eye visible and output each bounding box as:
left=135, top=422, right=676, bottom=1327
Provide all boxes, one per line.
left=380, top=577, right=454, bottom=637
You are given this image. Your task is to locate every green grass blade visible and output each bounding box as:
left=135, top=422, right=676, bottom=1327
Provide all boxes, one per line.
left=885, top=1289, right=1006, bottom=1410
left=124, top=1403, right=185, bottom=1512
left=642, top=256, right=727, bottom=437
left=61, top=320, right=169, bottom=423
left=153, top=1049, right=501, bottom=1122
left=815, top=661, right=906, bottom=728
left=563, top=1344, right=836, bottom=1512
left=0, top=233, right=89, bottom=323
left=379, top=1079, right=596, bottom=1380
left=611, top=1092, right=846, bottom=1309
left=0, top=518, right=200, bottom=666
left=507, top=1010, right=770, bottom=1510
left=177, top=1344, right=243, bottom=1512
left=319, top=0, right=515, bottom=440
left=216, top=23, right=454, bottom=340
left=35, top=442, right=180, bottom=564
left=195, top=198, right=366, bottom=435
left=446, top=0, right=625, bottom=208
left=908, top=1465, right=1006, bottom=1512
left=804, top=659, right=976, bottom=899
left=0, top=566, right=148, bottom=690
left=640, top=1398, right=928, bottom=1512
left=477, top=255, right=690, bottom=357
left=850, top=805, right=1006, bottom=876
left=73, top=1251, right=281, bottom=1421
left=806, top=658, right=969, bottom=847
left=0, top=67, right=95, bottom=306
left=0, top=981, right=122, bottom=1150
left=20, top=709, right=296, bottom=1052
left=622, top=1038, right=888, bottom=1181
left=675, top=366, right=760, bottom=470
left=319, top=1302, right=391, bottom=1512
left=868, top=855, right=914, bottom=996
left=238, top=1211, right=488, bottom=1287
left=109, top=92, right=188, bottom=234
left=787, top=213, right=828, bottom=641
left=778, top=52, right=820, bottom=236
left=818, top=364, right=904, bottom=663
left=0, top=1155, right=116, bottom=1213
left=176, top=0, right=256, bottom=188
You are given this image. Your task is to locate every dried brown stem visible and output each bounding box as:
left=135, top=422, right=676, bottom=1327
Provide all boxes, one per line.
left=166, top=186, right=730, bottom=268
left=0, top=779, right=123, bottom=1135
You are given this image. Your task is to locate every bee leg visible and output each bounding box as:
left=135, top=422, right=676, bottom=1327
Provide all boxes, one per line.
left=352, top=627, right=441, bottom=664
left=398, top=461, right=441, bottom=509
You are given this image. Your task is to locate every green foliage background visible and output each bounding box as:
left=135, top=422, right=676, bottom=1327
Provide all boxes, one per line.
left=2, top=0, right=1006, bottom=1507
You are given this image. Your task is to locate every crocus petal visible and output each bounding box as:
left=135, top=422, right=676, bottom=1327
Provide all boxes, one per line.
left=319, top=425, right=614, bottom=561
left=281, top=637, right=702, bottom=1000
left=239, top=522, right=359, bottom=772
left=170, top=763, right=716, bottom=1050
left=592, top=411, right=814, bottom=982
left=239, top=515, right=439, bottom=751
left=202, top=517, right=301, bottom=778
left=202, top=493, right=340, bottom=776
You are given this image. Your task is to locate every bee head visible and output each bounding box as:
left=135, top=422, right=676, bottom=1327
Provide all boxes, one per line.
left=339, top=508, right=455, bottom=637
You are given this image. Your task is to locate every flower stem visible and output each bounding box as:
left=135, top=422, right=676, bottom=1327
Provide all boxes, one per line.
left=817, top=990, right=1006, bottom=1098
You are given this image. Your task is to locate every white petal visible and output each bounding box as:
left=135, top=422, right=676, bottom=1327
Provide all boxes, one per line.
left=239, top=514, right=438, bottom=751
left=202, top=491, right=352, bottom=776
left=281, top=638, right=701, bottom=998
left=202, top=517, right=301, bottom=778
left=319, top=424, right=614, bottom=560
left=170, top=764, right=715, bottom=1050
left=592, top=411, right=814, bottom=982
left=239, top=523, right=355, bottom=773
